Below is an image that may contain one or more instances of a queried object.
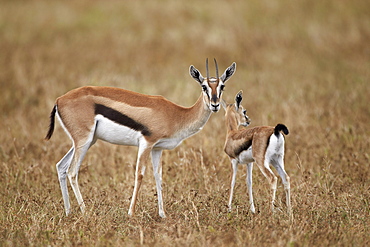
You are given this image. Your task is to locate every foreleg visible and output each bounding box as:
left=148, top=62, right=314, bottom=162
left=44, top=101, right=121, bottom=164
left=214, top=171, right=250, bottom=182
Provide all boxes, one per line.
left=151, top=149, right=165, bottom=218
left=128, top=140, right=152, bottom=217
left=228, top=159, right=238, bottom=212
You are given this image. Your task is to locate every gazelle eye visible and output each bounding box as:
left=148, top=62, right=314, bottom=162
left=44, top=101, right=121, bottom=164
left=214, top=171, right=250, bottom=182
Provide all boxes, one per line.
left=220, top=85, right=225, bottom=91
left=202, top=85, right=207, bottom=92
left=243, top=110, right=246, bottom=115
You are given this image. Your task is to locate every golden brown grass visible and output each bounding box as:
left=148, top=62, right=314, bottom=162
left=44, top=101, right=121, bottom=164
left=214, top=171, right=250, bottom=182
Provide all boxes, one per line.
left=0, top=0, right=369, bottom=246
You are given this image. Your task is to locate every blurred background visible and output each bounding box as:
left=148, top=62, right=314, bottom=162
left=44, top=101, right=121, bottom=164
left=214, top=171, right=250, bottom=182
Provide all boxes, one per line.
left=0, top=0, right=369, bottom=245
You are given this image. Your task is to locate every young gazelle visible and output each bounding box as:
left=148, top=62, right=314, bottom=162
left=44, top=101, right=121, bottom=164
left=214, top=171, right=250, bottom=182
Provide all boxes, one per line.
left=222, top=91, right=291, bottom=214
left=45, top=59, right=236, bottom=218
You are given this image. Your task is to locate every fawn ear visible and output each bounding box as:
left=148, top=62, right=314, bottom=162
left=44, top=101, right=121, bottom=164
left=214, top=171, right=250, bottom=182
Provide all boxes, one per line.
left=235, top=90, right=243, bottom=110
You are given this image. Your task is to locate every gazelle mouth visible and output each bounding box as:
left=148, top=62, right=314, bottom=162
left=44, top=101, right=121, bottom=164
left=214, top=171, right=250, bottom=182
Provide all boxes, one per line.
left=241, top=122, right=250, bottom=127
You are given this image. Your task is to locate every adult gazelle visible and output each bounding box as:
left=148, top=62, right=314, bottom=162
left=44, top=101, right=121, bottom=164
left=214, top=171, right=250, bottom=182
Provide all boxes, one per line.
left=45, top=59, right=236, bottom=218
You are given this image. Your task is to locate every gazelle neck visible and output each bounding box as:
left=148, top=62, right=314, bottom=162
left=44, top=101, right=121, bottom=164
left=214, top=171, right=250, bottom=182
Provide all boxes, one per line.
left=225, top=110, right=239, bottom=134
left=185, top=93, right=213, bottom=133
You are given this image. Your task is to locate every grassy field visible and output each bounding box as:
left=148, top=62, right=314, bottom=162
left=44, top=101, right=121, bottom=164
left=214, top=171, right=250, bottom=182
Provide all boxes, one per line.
left=1, top=0, right=369, bottom=246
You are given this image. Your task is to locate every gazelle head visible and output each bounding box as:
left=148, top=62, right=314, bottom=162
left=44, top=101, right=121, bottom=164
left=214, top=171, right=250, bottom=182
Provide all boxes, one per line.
left=234, top=90, right=251, bottom=127
left=189, top=59, right=236, bottom=112
left=223, top=90, right=251, bottom=127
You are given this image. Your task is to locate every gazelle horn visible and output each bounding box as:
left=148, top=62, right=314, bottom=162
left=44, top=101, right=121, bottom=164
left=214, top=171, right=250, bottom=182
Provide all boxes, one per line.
left=206, top=58, right=209, bottom=82
left=214, top=58, right=219, bottom=81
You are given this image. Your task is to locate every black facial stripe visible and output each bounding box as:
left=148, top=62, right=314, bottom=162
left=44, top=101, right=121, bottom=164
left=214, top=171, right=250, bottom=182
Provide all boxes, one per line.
left=211, top=94, right=218, bottom=103
left=217, top=84, right=224, bottom=98
left=95, top=104, right=151, bottom=136
left=235, top=140, right=252, bottom=157
left=203, top=86, right=210, bottom=99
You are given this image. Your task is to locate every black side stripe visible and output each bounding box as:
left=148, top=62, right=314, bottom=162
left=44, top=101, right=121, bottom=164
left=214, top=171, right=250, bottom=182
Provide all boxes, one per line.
left=95, top=104, right=151, bottom=136
left=235, top=140, right=252, bottom=157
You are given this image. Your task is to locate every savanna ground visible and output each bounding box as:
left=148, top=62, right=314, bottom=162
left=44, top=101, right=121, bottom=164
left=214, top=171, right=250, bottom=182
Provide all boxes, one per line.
left=0, top=0, right=369, bottom=246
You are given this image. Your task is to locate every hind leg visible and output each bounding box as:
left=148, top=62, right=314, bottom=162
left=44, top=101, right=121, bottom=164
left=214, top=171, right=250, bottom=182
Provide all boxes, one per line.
left=56, top=147, right=74, bottom=215
left=271, top=155, right=291, bottom=214
left=67, top=122, right=98, bottom=214
left=67, top=141, right=92, bottom=214
left=255, top=157, right=278, bottom=213
left=246, top=162, right=255, bottom=213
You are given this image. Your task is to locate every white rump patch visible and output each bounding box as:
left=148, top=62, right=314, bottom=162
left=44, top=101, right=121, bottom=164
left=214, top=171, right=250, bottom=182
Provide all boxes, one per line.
left=265, top=133, right=285, bottom=166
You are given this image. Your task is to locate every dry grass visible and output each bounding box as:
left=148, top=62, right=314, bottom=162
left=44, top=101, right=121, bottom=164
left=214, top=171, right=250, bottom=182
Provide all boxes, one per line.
left=0, top=0, right=369, bottom=246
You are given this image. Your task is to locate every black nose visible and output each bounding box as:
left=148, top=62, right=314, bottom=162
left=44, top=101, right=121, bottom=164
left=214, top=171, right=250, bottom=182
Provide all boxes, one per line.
left=211, top=103, right=219, bottom=111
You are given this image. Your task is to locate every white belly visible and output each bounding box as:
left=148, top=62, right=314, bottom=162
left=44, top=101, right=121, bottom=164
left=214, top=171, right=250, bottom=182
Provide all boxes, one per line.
left=94, top=115, right=202, bottom=150
left=94, top=115, right=142, bottom=146
left=154, top=137, right=183, bottom=150
left=237, top=146, right=255, bottom=164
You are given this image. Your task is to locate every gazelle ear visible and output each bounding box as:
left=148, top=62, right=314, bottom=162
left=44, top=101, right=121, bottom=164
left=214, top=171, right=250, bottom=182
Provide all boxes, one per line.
left=235, top=90, right=243, bottom=110
left=189, top=65, right=204, bottom=85
left=220, top=62, right=236, bottom=83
